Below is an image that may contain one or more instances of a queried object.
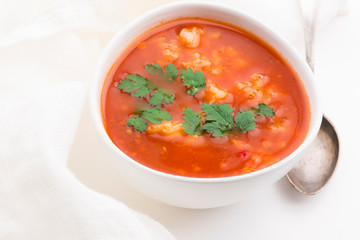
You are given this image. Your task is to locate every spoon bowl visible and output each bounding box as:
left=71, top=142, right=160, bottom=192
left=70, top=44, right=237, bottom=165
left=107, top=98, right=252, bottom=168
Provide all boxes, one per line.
left=286, top=116, right=339, bottom=194
left=286, top=0, right=340, bottom=194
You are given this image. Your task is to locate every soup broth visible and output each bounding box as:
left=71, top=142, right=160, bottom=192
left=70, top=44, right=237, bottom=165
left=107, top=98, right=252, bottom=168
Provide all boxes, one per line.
left=101, top=18, right=311, bottom=178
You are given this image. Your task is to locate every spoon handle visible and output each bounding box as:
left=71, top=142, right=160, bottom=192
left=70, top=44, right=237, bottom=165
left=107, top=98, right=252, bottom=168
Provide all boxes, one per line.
left=298, top=0, right=321, bottom=72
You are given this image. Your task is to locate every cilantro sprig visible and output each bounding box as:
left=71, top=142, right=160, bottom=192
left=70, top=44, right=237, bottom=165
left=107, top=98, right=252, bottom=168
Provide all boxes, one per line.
left=180, top=103, right=275, bottom=136
left=165, top=63, right=178, bottom=82
left=149, top=89, right=175, bottom=106
left=117, top=63, right=176, bottom=106
left=117, top=62, right=275, bottom=135
left=182, top=108, right=202, bottom=135
left=145, top=63, right=178, bottom=82
left=126, top=116, right=147, bottom=132
left=254, top=103, right=275, bottom=117
left=145, top=63, right=163, bottom=75
left=117, top=74, right=156, bottom=98
left=127, top=107, right=172, bottom=132
left=202, top=103, right=234, bottom=137
left=179, top=68, right=206, bottom=96
left=235, top=110, right=256, bottom=132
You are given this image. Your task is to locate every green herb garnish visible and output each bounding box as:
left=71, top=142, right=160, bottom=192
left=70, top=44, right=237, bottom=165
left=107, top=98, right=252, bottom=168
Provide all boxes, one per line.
left=119, top=62, right=275, bottom=135
left=181, top=108, right=202, bottom=135
left=165, top=63, right=178, bottom=82
left=179, top=68, right=206, bottom=96
left=253, top=103, right=276, bottom=117
left=145, top=63, right=178, bottom=82
left=126, top=116, right=148, bottom=132
left=199, top=103, right=275, bottom=136
left=140, top=107, right=172, bottom=124
left=149, top=89, right=175, bottom=106
left=117, top=74, right=155, bottom=98
left=202, top=103, right=234, bottom=137
left=118, top=64, right=177, bottom=106
left=235, top=110, right=256, bottom=132
left=145, top=63, right=163, bottom=75
left=127, top=107, right=172, bottom=132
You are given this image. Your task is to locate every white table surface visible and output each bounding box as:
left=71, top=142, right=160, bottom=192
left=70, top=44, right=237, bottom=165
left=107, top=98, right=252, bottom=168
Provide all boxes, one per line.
left=68, top=0, right=359, bottom=239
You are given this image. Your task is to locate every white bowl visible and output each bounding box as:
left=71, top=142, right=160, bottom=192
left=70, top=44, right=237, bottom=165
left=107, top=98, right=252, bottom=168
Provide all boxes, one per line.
left=90, top=2, right=322, bottom=209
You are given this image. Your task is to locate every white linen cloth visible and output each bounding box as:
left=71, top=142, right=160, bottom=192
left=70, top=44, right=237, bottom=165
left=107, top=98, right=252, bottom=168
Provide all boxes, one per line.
left=0, top=0, right=175, bottom=238
left=0, top=0, right=344, bottom=239
left=0, top=83, right=173, bottom=239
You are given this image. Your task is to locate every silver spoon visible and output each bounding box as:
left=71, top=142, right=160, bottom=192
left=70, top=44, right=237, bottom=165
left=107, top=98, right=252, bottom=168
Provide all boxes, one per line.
left=285, top=0, right=340, bottom=195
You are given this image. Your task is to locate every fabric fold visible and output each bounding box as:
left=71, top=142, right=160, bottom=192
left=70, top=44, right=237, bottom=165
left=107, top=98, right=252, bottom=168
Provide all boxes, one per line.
left=0, top=82, right=174, bottom=239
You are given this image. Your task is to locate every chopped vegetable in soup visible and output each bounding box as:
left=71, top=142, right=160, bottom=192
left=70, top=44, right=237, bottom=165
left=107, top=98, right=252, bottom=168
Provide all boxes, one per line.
left=101, top=18, right=311, bottom=178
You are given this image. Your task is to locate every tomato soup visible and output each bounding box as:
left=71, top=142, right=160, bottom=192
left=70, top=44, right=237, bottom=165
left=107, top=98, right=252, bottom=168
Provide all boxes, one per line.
left=101, top=18, right=311, bottom=178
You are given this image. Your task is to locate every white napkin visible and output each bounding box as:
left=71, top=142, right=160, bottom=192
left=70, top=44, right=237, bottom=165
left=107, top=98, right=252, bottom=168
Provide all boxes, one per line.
left=0, top=0, right=174, bottom=239
left=0, top=82, right=174, bottom=239
left=0, top=0, right=344, bottom=239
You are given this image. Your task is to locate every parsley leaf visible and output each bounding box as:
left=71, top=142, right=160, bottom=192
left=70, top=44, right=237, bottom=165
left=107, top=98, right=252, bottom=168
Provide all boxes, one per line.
left=141, top=107, right=172, bottom=124
left=126, top=107, right=172, bottom=132
left=165, top=63, right=178, bottom=82
left=145, top=63, right=178, bottom=82
left=117, top=74, right=155, bottom=98
left=179, top=68, right=206, bottom=95
left=253, top=103, right=275, bottom=117
left=202, top=103, right=234, bottom=137
left=235, top=110, right=256, bottom=132
left=182, top=108, right=202, bottom=135
left=126, top=116, right=148, bottom=132
left=145, top=63, right=164, bottom=75
left=149, top=89, right=175, bottom=106
left=120, top=62, right=276, bottom=136
left=202, top=122, right=226, bottom=137
left=118, top=67, right=176, bottom=106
